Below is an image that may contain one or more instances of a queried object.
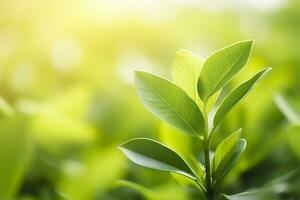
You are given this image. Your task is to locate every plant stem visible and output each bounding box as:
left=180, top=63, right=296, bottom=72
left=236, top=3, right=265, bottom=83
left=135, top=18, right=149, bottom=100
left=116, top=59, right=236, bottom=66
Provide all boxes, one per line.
left=203, top=103, right=213, bottom=200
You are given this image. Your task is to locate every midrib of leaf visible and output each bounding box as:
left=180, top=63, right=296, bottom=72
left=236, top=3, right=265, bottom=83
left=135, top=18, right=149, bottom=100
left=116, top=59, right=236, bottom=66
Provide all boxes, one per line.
left=207, top=49, right=248, bottom=99
left=121, top=148, right=195, bottom=179
left=143, top=78, right=199, bottom=135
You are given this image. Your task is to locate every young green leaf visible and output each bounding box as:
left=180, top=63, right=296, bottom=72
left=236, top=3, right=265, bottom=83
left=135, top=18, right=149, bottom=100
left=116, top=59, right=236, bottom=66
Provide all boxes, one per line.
left=215, top=139, right=246, bottom=183
left=135, top=71, right=205, bottom=136
left=212, top=129, right=246, bottom=183
left=213, top=68, right=271, bottom=127
left=172, top=49, right=204, bottom=102
left=198, top=40, right=253, bottom=102
left=118, top=138, right=196, bottom=180
left=212, top=129, right=241, bottom=171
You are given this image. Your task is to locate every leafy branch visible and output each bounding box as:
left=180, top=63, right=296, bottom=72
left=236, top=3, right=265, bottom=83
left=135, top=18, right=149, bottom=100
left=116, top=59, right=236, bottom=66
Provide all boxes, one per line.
left=119, top=41, right=271, bottom=199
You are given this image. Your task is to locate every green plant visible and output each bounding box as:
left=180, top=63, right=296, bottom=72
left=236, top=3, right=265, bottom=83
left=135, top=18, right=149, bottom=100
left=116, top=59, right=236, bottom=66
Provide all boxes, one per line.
left=119, top=41, right=271, bottom=200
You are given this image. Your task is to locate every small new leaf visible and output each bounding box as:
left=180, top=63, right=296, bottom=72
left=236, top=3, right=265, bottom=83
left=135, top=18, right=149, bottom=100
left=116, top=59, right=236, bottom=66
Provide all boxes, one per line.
left=214, top=68, right=272, bottom=127
left=198, top=41, right=253, bottom=102
left=119, top=138, right=196, bottom=180
left=135, top=71, right=205, bottom=136
left=212, top=129, right=246, bottom=183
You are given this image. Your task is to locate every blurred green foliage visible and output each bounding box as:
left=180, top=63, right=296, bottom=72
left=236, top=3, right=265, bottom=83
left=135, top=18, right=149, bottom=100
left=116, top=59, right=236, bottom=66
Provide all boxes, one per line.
left=0, top=0, right=300, bottom=199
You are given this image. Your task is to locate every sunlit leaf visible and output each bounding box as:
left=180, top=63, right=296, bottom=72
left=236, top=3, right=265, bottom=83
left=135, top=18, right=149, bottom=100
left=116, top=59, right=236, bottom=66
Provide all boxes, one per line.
left=214, top=68, right=271, bottom=127
left=135, top=71, right=205, bottom=136
left=172, top=49, right=204, bottom=103
left=198, top=41, right=253, bottom=102
left=119, top=138, right=196, bottom=179
left=212, top=129, right=246, bottom=183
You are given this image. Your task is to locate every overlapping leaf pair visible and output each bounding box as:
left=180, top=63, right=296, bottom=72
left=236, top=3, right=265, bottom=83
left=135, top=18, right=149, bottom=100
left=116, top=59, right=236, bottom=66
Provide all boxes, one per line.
left=119, top=41, right=271, bottom=199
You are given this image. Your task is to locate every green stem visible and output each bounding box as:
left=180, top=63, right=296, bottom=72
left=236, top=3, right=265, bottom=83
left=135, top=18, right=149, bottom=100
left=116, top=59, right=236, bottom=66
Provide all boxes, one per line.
left=203, top=103, right=213, bottom=200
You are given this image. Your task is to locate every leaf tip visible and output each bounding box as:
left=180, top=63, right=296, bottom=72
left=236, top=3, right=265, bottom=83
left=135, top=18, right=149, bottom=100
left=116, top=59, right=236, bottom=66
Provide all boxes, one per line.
left=117, top=143, right=127, bottom=154
left=265, top=67, right=272, bottom=73
left=233, top=40, right=253, bottom=53
left=240, top=39, right=253, bottom=47
left=232, top=128, right=243, bottom=138
left=134, top=70, right=144, bottom=78
left=239, top=138, right=247, bottom=150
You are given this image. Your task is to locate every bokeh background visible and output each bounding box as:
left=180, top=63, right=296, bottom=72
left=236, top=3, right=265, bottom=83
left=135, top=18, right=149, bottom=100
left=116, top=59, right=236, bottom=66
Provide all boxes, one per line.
left=0, top=0, right=300, bottom=199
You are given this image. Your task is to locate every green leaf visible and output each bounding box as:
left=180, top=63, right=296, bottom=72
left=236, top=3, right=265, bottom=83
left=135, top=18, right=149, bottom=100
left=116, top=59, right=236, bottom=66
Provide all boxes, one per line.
left=172, top=49, right=204, bottom=102
left=212, top=129, right=241, bottom=171
left=198, top=40, right=253, bottom=102
left=220, top=189, right=278, bottom=200
left=212, top=129, right=246, bottom=183
left=118, top=138, right=196, bottom=180
left=286, top=125, right=300, bottom=159
left=0, top=115, right=33, bottom=199
left=221, top=168, right=300, bottom=200
left=135, top=71, right=205, bottom=136
left=214, top=68, right=271, bottom=127
left=274, top=94, right=300, bottom=125
left=171, top=155, right=206, bottom=190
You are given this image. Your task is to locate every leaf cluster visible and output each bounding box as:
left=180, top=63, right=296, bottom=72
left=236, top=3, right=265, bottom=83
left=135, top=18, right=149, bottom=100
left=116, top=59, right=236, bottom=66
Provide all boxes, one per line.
left=119, top=41, right=271, bottom=199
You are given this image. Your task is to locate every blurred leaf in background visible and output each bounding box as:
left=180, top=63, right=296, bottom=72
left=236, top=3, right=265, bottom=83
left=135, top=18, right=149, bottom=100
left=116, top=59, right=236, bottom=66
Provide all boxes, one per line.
left=0, top=101, right=33, bottom=199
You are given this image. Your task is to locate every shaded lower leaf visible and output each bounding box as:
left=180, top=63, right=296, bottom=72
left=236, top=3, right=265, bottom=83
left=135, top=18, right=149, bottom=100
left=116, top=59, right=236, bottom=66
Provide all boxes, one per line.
left=265, top=167, right=300, bottom=195
left=119, top=138, right=196, bottom=179
left=221, top=168, right=300, bottom=200
left=220, top=188, right=278, bottom=200
left=212, top=129, right=246, bottom=183
left=212, top=129, right=242, bottom=170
